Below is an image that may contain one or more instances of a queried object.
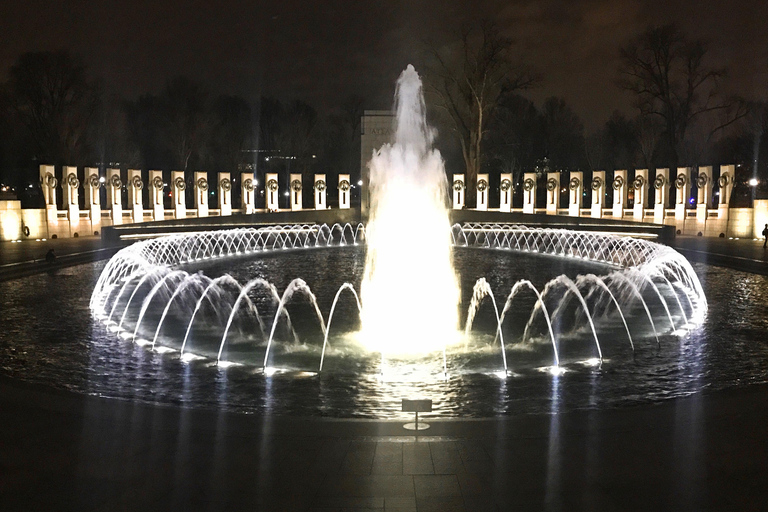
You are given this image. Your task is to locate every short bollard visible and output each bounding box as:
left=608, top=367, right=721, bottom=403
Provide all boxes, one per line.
left=402, top=399, right=432, bottom=431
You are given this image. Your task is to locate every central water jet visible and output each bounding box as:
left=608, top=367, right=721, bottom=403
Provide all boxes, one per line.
left=360, top=65, right=460, bottom=354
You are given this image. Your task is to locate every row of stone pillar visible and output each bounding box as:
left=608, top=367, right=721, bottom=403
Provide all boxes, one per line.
left=38, top=166, right=353, bottom=223
left=452, top=166, right=735, bottom=221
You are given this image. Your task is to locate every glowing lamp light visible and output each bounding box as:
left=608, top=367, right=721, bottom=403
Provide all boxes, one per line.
left=357, top=180, right=363, bottom=186
left=99, top=176, right=106, bottom=183
left=749, top=178, right=759, bottom=187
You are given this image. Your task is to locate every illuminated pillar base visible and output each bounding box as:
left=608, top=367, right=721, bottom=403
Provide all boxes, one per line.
left=653, top=168, right=670, bottom=225
left=338, top=174, right=351, bottom=209
left=590, top=171, right=605, bottom=219
left=568, top=171, right=583, bottom=217
left=194, top=171, right=209, bottom=217
left=171, top=171, right=186, bottom=219
left=452, top=174, right=465, bottom=210
left=499, top=173, right=512, bottom=212
left=545, top=173, right=559, bottom=215
left=290, top=173, right=303, bottom=211
left=266, top=173, right=279, bottom=211
left=314, top=174, right=327, bottom=210
left=476, top=174, right=489, bottom=211
left=218, top=172, right=232, bottom=216
left=241, top=172, right=256, bottom=214
left=522, top=172, right=536, bottom=214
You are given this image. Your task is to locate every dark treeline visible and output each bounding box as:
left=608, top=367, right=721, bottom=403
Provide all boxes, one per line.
left=2, top=22, right=767, bottom=209
left=0, top=51, right=363, bottom=208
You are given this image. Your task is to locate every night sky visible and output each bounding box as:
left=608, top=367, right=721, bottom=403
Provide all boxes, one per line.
left=1, top=0, right=766, bottom=130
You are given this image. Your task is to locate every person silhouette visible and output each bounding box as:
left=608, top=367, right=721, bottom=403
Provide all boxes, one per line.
left=763, top=224, right=768, bottom=249
left=45, top=248, right=56, bottom=263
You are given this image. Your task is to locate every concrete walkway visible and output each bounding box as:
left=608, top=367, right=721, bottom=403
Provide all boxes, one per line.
left=0, top=236, right=122, bottom=281
left=670, top=235, right=768, bottom=275
left=1, top=232, right=767, bottom=511
left=1, top=376, right=766, bottom=512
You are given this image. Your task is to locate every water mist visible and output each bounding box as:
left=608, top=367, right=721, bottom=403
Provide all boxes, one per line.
left=360, top=65, right=460, bottom=355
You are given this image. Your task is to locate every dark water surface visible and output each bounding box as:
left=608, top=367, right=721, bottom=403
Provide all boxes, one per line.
left=1, top=246, right=767, bottom=418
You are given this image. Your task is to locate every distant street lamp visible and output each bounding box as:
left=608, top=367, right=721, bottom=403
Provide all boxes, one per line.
left=749, top=178, right=759, bottom=187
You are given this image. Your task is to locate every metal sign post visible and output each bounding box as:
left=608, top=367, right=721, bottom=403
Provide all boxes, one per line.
left=402, top=399, right=432, bottom=431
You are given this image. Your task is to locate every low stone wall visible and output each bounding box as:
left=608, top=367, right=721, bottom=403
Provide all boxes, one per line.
left=2, top=201, right=767, bottom=243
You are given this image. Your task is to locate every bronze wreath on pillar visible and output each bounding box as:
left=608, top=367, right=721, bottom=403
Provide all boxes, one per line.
left=44, top=172, right=58, bottom=188
left=523, top=178, right=535, bottom=192
left=67, top=173, right=80, bottom=189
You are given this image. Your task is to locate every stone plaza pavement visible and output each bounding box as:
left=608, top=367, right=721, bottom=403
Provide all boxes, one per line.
left=1, top=233, right=767, bottom=511
left=1, top=376, right=767, bottom=512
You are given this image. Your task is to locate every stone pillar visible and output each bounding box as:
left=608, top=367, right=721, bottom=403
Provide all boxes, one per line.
left=107, top=168, right=123, bottom=225
left=653, top=168, right=670, bottom=224
left=754, top=199, right=768, bottom=239
left=545, top=173, right=560, bottom=215
left=717, top=164, right=735, bottom=219
left=314, top=174, right=327, bottom=210
left=522, top=172, right=537, bottom=214
left=290, top=173, right=303, bottom=211
left=85, top=167, right=101, bottom=228
left=590, top=171, right=606, bottom=218
left=241, top=172, right=256, bottom=214
left=338, top=174, right=351, bottom=209
left=612, top=170, right=628, bottom=219
left=568, top=171, right=583, bottom=217
left=218, top=172, right=232, bottom=216
left=632, top=169, right=649, bottom=221
left=63, top=166, right=80, bottom=222
left=39, top=164, right=57, bottom=208
left=696, top=166, right=713, bottom=222
left=171, top=171, right=186, bottom=219
left=265, top=173, right=279, bottom=211
left=476, top=174, right=489, bottom=211
left=674, top=167, right=691, bottom=221
left=127, top=169, right=144, bottom=222
left=149, top=171, right=165, bottom=221
left=194, top=172, right=209, bottom=217
left=452, top=174, right=465, bottom=210
left=39, top=165, right=58, bottom=227
left=499, top=174, right=512, bottom=212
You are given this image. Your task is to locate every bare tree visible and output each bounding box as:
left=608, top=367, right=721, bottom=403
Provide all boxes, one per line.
left=7, top=51, right=99, bottom=165
left=160, top=76, right=209, bottom=171
left=425, top=21, right=539, bottom=205
left=619, top=24, right=746, bottom=168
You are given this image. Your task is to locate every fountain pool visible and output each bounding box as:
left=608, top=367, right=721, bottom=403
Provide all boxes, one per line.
left=1, top=228, right=767, bottom=418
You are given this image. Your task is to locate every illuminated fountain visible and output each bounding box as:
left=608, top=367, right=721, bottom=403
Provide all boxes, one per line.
left=90, top=222, right=707, bottom=377
left=89, top=66, right=707, bottom=380
left=361, top=65, right=459, bottom=356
